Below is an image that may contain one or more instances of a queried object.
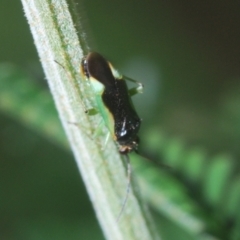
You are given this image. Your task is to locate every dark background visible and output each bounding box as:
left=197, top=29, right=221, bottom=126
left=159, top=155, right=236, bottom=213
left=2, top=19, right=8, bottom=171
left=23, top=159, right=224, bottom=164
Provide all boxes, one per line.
left=1, top=1, right=240, bottom=239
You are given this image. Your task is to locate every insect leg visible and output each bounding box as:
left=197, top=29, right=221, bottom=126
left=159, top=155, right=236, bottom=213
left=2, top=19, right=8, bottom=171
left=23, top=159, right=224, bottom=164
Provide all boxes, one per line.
left=102, top=131, right=110, bottom=149
left=123, top=75, right=144, bottom=97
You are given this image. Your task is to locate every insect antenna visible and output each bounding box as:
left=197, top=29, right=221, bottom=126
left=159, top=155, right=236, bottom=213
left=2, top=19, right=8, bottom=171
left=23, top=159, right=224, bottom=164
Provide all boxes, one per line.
left=116, top=153, right=132, bottom=223
left=135, top=150, right=172, bottom=170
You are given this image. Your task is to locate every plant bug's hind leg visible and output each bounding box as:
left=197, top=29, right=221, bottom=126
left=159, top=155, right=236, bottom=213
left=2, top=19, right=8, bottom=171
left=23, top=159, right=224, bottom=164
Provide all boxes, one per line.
left=116, top=154, right=132, bottom=223
left=54, top=59, right=95, bottom=114
left=110, top=64, right=143, bottom=96
left=54, top=59, right=100, bottom=117
left=123, top=75, right=144, bottom=97
left=93, top=121, right=111, bottom=150
left=92, top=118, right=105, bottom=139
left=102, top=132, right=111, bottom=150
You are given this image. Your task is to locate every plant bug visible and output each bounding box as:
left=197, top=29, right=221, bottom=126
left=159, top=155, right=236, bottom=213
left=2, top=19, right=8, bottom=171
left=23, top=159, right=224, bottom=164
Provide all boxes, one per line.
left=81, top=52, right=143, bottom=153
left=81, top=52, right=143, bottom=221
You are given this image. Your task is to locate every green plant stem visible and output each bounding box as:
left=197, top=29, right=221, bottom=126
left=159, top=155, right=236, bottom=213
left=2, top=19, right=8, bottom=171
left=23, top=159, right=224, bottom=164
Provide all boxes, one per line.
left=21, top=0, right=160, bottom=239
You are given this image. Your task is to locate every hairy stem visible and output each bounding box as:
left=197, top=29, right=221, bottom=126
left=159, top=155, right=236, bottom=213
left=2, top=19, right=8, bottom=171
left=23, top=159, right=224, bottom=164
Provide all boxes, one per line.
left=21, top=0, right=160, bottom=239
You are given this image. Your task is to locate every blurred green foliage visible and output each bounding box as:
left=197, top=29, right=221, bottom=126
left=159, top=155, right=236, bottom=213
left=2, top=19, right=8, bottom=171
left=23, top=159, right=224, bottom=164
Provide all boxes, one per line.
left=1, top=1, right=240, bottom=240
